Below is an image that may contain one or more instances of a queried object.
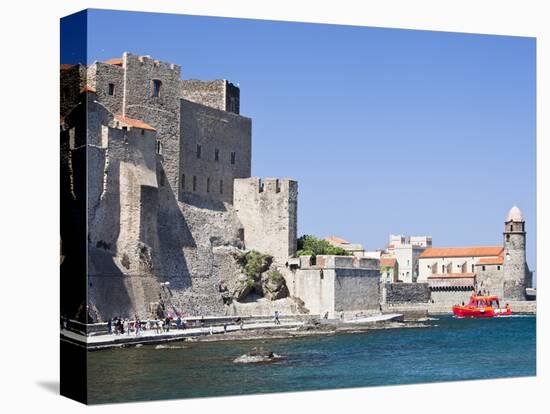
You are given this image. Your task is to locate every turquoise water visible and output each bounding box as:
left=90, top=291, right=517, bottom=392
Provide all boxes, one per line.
left=87, top=315, right=536, bottom=404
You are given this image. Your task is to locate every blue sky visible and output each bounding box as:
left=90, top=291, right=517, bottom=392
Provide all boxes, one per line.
left=62, top=9, right=536, bottom=270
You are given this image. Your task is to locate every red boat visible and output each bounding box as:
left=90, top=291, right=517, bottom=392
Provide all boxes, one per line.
left=452, top=295, right=511, bottom=318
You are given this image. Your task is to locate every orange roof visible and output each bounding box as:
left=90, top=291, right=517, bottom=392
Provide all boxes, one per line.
left=80, top=85, right=96, bottom=93
left=114, top=115, right=156, bottom=131
left=428, top=272, right=476, bottom=279
left=419, top=246, right=503, bottom=259
left=325, top=236, right=349, bottom=245
left=380, top=258, right=397, bottom=267
left=60, top=63, right=73, bottom=70
left=476, top=256, right=504, bottom=265
left=104, top=58, right=123, bottom=66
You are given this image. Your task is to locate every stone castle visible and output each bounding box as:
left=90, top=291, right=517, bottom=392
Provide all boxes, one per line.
left=60, top=52, right=303, bottom=321
left=60, top=52, right=532, bottom=322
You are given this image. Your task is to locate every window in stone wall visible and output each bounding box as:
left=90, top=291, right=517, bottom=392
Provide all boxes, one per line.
left=196, top=144, right=201, bottom=159
left=215, top=148, right=219, bottom=161
left=482, top=265, right=486, bottom=271
left=206, top=177, right=210, bottom=193
left=471, top=264, right=474, bottom=272
left=497, top=265, right=501, bottom=270
left=156, top=140, right=162, bottom=155
left=506, top=234, right=510, bottom=242
left=108, top=83, right=115, bottom=96
left=181, top=174, right=185, bottom=190
left=152, top=79, right=162, bottom=97
left=192, top=176, right=197, bottom=192
left=231, top=151, right=236, bottom=165
left=219, top=179, right=223, bottom=194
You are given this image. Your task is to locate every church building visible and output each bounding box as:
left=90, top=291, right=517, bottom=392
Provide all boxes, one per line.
left=417, top=206, right=532, bottom=302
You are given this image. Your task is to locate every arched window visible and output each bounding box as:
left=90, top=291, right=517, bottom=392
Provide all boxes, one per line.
left=152, top=79, right=162, bottom=97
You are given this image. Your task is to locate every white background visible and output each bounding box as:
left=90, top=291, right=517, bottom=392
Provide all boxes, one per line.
left=0, top=0, right=547, bottom=412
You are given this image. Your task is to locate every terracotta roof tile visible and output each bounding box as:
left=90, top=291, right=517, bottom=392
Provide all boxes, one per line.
left=114, top=115, right=156, bottom=131
left=104, top=58, right=123, bottom=66
left=380, top=258, right=397, bottom=267
left=476, top=256, right=504, bottom=265
left=325, top=236, right=349, bottom=245
left=428, top=272, right=476, bottom=279
left=419, top=246, right=503, bottom=259
left=60, top=63, right=73, bottom=70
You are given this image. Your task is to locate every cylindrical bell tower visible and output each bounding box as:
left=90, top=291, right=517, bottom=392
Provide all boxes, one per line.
left=503, top=205, right=527, bottom=300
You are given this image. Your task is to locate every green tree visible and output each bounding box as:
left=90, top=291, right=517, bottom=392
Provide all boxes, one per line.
left=295, top=235, right=351, bottom=257
left=242, top=250, right=272, bottom=279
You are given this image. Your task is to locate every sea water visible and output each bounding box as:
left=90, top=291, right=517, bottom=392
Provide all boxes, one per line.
left=86, top=315, right=536, bottom=404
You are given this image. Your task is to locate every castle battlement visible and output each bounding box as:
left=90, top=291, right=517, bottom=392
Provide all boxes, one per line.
left=234, top=177, right=297, bottom=195
left=127, top=53, right=181, bottom=72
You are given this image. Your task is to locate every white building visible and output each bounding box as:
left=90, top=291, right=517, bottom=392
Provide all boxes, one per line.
left=386, top=234, right=432, bottom=282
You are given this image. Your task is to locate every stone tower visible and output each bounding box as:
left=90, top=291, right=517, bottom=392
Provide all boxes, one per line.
left=502, top=205, right=528, bottom=300
left=233, top=177, right=298, bottom=264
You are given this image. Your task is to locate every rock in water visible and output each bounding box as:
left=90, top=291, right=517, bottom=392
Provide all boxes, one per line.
left=233, top=346, right=282, bottom=364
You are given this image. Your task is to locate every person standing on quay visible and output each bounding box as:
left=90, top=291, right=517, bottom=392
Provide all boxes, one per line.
left=274, top=310, right=281, bottom=325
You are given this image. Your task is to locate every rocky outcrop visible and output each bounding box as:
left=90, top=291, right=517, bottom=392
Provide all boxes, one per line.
left=262, top=271, right=289, bottom=300
left=230, top=251, right=290, bottom=303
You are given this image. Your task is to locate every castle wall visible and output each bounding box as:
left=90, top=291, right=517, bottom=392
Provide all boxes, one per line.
left=383, top=283, right=431, bottom=304
left=60, top=64, right=86, bottom=118
left=476, top=264, right=505, bottom=298
left=78, top=95, right=163, bottom=321
left=87, top=62, right=124, bottom=115
left=293, top=268, right=335, bottom=316
left=333, top=267, right=380, bottom=313
left=233, top=177, right=298, bottom=263
left=429, top=289, right=474, bottom=305
left=179, top=99, right=251, bottom=203
left=292, top=257, right=380, bottom=317
left=181, top=79, right=240, bottom=114
left=121, top=52, right=182, bottom=193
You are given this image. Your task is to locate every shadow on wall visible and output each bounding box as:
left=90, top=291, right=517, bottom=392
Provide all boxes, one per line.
left=180, top=192, right=227, bottom=212
left=157, top=166, right=195, bottom=289
left=88, top=247, right=134, bottom=320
